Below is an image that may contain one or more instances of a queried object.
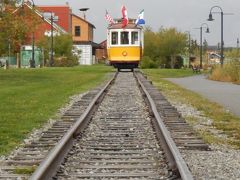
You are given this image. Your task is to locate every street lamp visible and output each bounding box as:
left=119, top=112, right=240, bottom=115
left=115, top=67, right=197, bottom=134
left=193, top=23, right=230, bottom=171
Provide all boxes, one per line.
left=207, top=6, right=224, bottom=67
left=79, top=8, right=89, bottom=20
left=195, top=23, right=210, bottom=69
left=30, top=0, right=35, bottom=68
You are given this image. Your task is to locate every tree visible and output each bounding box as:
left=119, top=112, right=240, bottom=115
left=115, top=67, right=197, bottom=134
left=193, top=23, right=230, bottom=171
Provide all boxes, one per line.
left=0, top=2, right=41, bottom=56
left=54, top=34, right=74, bottom=57
left=158, top=28, right=187, bottom=68
left=37, top=34, right=78, bottom=66
left=190, top=39, right=198, bottom=55
left=144, top=26, right=161, bottom=62
left=143, top=27, right=187, bottom=68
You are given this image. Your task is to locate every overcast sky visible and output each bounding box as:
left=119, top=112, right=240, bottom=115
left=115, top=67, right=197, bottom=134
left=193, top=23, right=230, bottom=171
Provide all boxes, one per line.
left=34, top=0, right=240, bottom=47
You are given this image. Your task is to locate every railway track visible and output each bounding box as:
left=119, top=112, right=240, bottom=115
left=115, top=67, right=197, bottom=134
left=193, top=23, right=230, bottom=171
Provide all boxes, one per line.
left=0, top=70, right=210, bottom=179
left=54, top=72, right=170, bottom=179
left=0, top=77, right=115, bottom=179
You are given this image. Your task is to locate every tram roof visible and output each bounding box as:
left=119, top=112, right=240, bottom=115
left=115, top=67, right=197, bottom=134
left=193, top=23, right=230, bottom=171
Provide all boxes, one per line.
left=108, top=23, right=142, bottom=30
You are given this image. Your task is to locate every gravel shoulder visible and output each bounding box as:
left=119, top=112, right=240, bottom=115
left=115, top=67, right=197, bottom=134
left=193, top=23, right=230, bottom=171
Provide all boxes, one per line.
left=164, top=74, right=240, bottom=179
left=168, top=97, right=240, bottom=180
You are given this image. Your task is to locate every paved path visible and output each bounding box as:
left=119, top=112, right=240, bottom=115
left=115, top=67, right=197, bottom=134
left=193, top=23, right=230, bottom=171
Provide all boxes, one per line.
left=167, top=75, right=240, bottom=117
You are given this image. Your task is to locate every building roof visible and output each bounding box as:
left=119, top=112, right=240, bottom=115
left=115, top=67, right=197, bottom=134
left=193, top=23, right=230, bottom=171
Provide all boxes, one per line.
left=13, top=2, right=67, bottom=34
left=71, top=13, right=96, bottom=29
left=74, top=41, right=100, bottom=48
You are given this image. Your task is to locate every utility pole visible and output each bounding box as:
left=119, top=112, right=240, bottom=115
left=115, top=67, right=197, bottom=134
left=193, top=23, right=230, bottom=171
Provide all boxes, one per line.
left=43, top=11, right=58, bottom=67
left=50, top=13, right=54, bottom=67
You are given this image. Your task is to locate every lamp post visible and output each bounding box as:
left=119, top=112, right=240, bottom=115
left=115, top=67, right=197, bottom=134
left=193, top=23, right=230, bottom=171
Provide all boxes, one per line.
left=195, top=23, right=210, bottom=69
left=207, top=6, right=224, bottom=67
left=185, top=31, right=191, bottom=67
left=200, top=23, right=210, bottom=69
left=237, top=38, right=239, bottom=55
left=31, top=0, right=35, bottom=68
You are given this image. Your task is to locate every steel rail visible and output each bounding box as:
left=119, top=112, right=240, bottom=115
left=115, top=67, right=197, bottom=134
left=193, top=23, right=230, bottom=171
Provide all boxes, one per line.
left=30, top=72, right=118, bottom=180
left=134, top=71, right=193, bottom=180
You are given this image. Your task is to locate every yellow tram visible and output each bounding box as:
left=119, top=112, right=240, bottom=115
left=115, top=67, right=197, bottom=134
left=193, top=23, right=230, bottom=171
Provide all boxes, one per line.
left=107, top=20, right=144, bottom=70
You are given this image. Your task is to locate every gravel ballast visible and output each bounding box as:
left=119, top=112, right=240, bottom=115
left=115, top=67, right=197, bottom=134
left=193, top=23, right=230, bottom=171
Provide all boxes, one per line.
left=169, top=99, right=240, bottom=179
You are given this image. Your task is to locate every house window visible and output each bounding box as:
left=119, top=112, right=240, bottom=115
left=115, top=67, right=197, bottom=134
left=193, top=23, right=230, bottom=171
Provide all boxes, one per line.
left=121, top=31, right=129, bottom=45
left=75, top=26, right=81, bottom=36
left=111, top=32, right=118, bottom=45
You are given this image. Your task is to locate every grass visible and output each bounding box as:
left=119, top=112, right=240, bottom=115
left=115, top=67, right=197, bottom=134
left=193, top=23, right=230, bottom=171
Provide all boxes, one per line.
left=209, top=62, right=240, bottom=84
left=14, top=166, right=37, bottom=174
left=142, top=68, right=240, bottom=148
left=143, top=68, right=195, bottom=78
left=0, top=65, right=113, bottom=155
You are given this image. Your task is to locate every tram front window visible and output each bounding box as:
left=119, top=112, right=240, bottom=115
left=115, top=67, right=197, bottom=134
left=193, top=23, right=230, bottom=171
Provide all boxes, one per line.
left=121, top=32, right=129, bottom=45
left=111, top=32, right=118, bottom=45
left=131, top=32, right=139, bottom=45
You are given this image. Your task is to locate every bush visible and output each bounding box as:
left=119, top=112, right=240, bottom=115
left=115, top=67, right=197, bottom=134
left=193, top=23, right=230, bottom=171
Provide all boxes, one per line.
left=140, top=56, right=158, bottom=69
left=53, top=56, right=78, bottom=67
left=209, top=60, right=240, bottom=84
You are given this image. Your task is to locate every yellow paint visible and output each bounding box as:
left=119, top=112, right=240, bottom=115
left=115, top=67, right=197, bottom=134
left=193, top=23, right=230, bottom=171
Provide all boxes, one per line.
left=108, top=46, right=141, bottom=62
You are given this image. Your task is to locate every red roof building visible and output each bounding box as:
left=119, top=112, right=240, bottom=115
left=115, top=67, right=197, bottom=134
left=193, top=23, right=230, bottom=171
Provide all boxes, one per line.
left=38, top=5, right=72, bottom=33
left=13, top=2, right=66, bottom=45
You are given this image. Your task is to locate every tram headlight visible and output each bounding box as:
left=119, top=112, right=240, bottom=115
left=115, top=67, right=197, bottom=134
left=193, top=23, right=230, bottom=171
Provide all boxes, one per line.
left=122, top=51, right=128, bottom=57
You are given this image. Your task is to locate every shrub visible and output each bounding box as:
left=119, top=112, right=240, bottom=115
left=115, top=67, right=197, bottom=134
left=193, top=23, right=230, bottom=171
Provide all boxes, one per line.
left=53, top=56, right=78, bottom=67
left=140, top=56, right=158, bottom=69
left=209, top=60, right=240, bottom=84
left=226, top=60, right=240, bottom=83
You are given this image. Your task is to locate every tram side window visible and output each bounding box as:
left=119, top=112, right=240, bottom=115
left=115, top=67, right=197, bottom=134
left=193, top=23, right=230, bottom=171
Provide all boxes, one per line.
left=111, top=32, right=118, bottom=45
left=131, top=32, right=139, bottom=45
left=121, top=32, right=129, bottom=45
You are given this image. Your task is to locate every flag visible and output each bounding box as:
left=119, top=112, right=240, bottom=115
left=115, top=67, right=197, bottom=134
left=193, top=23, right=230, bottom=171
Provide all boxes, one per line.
left=121, top=5, right=128, bottom=28
left=135, top=10, right=145, bottom=25
left=105, top=10, right=115, bottom=25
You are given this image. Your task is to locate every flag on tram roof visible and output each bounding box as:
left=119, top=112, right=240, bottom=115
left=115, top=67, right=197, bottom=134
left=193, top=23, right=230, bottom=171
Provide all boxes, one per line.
left=121, top=5, right=128, bottom=28
left=135, top=9, right=145, bottom=25
left=105, top=10, right=115, bottom=25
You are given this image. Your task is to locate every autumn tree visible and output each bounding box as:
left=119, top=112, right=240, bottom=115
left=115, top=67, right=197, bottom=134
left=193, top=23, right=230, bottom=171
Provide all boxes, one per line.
left=0, top=2, right=41, bottom=56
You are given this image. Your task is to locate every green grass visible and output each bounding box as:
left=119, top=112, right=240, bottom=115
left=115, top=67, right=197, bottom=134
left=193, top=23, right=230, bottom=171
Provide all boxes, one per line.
left=0, top=65, right=113, bottom=155
left=14, top=166, right=37, bottom=174
left=143, top=68, right=195, bottom=78
left=142, top=68, right=240, bottom=148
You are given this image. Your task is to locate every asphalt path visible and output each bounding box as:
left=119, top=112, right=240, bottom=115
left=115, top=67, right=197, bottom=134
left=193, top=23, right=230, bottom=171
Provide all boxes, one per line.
left=166, top=75, right=240, bottom=117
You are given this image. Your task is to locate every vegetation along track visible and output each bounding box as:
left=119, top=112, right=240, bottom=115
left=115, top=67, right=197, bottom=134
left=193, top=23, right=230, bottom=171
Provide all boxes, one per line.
left=1, top=70, right=210, bottom=179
